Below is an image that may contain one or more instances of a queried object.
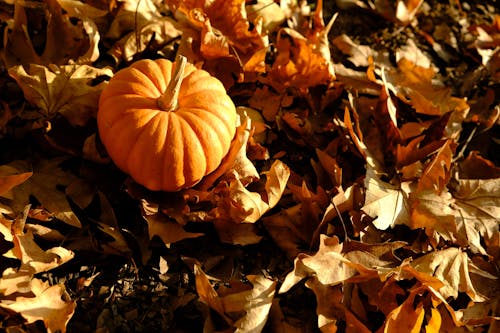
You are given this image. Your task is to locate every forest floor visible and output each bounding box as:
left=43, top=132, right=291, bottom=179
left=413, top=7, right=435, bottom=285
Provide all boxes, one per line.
left=0, top=1, right=499, bottom=332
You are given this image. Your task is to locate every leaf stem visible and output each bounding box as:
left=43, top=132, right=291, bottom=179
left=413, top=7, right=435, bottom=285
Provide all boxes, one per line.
left=157, top=54, right=187, bottom=112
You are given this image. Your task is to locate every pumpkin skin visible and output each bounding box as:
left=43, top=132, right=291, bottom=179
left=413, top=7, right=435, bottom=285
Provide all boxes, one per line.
left=98, top=58, right=237, bottom=191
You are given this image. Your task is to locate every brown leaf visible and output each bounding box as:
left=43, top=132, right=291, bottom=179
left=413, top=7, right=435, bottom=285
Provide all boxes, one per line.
left=362, top=167, right=411, bottom=230
left=279, top=236, right=356, bottom=293
left=266, top=28, right=334, bottom=92
left=458, top=151, right=500, bottom=179
left=410, top=247, right=496, bottom=301
left=13, top=230, right=74, bottom=274
left=194, top=264, right=276, bottom=332
left=2, top=0, right=99, bottom=67
left=5, top=159, right=82, bottom=228
left=213, top=160, right=289, bottom=224
left=0, top=164, right=32, bottom=197
left=143, top=212, right=203, bottom=247
left=417, top=139, right=456, bottom=194
left=0, top=278, right=76, bottom=333
left=9, top=63, right=112, bottom=126
left=452, top=178, right=500, bottom=255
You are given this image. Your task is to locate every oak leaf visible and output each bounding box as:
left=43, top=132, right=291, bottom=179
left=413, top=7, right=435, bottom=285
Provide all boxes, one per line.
left=142, top=212, right=203, bottom=248
left=0, top=278, right=76, bottom=333
left=11, top=230, right=74, bottom=275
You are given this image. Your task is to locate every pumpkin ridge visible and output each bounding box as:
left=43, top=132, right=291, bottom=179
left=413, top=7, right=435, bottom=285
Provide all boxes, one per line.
left=124, top=113, right=163, bottom=174
left=131, top=59, right=167, bottom=94
left=122, top=67, right=162, bottom=96
left=106, top=80, right=159, bottom=98
left=163, top=114, right=185, bottom=189
left=179, top=116, right=207, bottom=187
left=179, top=108, right=233, bottom=146
left=183, top=107, right=236, bottom=141
left=177, top=113, right=219, bottom=172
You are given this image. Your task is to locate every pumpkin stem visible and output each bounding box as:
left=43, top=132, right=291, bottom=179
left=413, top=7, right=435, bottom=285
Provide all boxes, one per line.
left=157, top=54, right=187, bottom=112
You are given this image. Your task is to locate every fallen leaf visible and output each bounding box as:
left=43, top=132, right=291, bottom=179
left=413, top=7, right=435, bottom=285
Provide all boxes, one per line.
left=214, top=160, right=290, bottom=224
left=4, top=159, right=82, bottom=228
left=143, top=212, right=203, bottom=247
left=362, top=167, right=411, bottom=230
left=194, top=264, right=276, bottom=332
left=279, top=236, right=355, bottom=293
left=452, top=178, right=500, bottom=255
left=266, top=28, right=334, bottom=92
left=0, top=164, right=32, bottom=197
left=9, top=63, right=112, bottom=126
left=417, top=139, right=456, bottom=194
left=0, top=278, right=76, bottom=333
left=2, top=0, right=99, bottom=66
left=12, top=230, right=74, bottom=274
left=410, top=247, right=496, bottom=301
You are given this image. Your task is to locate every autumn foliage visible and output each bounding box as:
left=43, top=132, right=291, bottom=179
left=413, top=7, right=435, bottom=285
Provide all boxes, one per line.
left=0, top=0, right=499, bottom=332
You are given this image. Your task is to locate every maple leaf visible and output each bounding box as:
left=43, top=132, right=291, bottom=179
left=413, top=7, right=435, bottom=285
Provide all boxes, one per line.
left=0, top=278, right=76, bottom=333
left=362, top=167, right=411, bottom=230
left=409, top=190, right=461, bottom=246
left=9, top=63, right=112, bottom=126
left=384, top=58, right=469, bottom=117
left=279, top=236, right=355, bottom=293
left=410, top=178, right=499, bottom=255
left=2, top=0, right=100, bottom=67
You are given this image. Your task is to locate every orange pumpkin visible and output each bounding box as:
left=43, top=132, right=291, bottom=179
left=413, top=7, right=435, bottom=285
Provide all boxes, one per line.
left=97, top=56, right=237, bottom=191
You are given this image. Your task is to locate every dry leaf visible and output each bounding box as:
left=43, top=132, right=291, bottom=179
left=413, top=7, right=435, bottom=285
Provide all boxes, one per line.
left=0, top=164, right=32, bottom=197
left=279, top=236, right=356, bottom=293
left=12, top=230, right=74, bottom=274
left=416, top=139, right=456, bottom=194
left=143, top=212, right=203, bottom=247
left=214, top=160, right=290, bottom=224
left=0, top=278, right=76, bottom=333
left=453, top=178, right=500, bottom=255
left=266, top=28, right=334, bottom=92
left=195, top=264, right=276, bottom=332
left=4, top=159, right=82, bottom=228
left=410, top=247, right=496, bottom=302
left=2, top=0, right=99, bottom=66
left=362, top=167, right=411, bottom=230
left=9, top=63, right=112, bottom=126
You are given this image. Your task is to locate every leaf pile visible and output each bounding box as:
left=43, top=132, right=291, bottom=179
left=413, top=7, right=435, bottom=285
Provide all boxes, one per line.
left=0, top=0, right=499, bottom=332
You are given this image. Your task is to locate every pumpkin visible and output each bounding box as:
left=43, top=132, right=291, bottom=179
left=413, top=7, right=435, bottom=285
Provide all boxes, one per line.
left=97, top=55, right=237, bottom=191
